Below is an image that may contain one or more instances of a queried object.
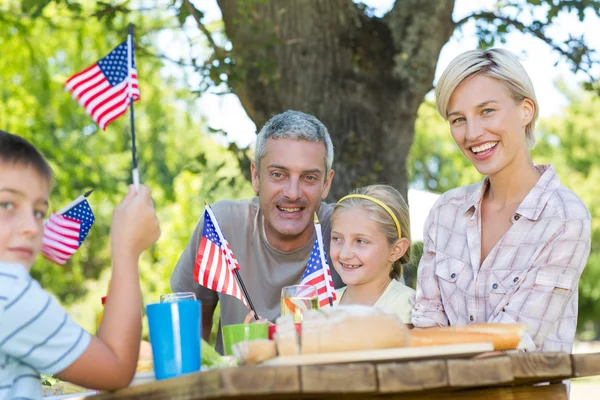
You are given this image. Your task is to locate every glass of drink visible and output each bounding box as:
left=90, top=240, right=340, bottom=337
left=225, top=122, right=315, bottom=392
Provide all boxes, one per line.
left=280, top=285, right=318, bottom=323
left=160, top=292, right=197, bottom=303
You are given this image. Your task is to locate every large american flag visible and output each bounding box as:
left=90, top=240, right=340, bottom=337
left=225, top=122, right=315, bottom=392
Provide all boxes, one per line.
left=194, top=206, right=248, bottom=306
left=65, top=40, right=139, bottom=130
left=42, top=199, right=95, bottom=265
left=300, top=220, right=336, bottom=307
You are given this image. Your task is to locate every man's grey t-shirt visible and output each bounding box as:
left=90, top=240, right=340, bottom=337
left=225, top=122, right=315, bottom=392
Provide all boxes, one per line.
left=170, top=197, right=343, bottom=353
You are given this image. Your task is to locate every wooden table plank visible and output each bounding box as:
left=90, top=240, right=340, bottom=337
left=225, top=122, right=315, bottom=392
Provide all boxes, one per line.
left=571, top=352, right=600, bottom=378
left=86, top=352, right=600, bottom=399
left=91, top=369, right=222, bottom=400
left=446, top=356, right=513, bottom=388
left=371, top=383, right=569, bottom=400
left=301, top=363, right=377, bottom=394
left=377, top=360, right=448, bottom=393
left=219, top=365, right=300, bottom=397
left=508, top=353, right=572, bottom=384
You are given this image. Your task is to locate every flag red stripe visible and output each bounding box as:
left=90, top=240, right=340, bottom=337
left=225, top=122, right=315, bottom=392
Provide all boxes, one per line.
left=70, top=69, right=103, bottom=94
left=43, top=245, right=74, bottom=258
left=78, top=77, right=109, bottom=105
left=42, top=212, right=83, bottom=265
left=89, top=85, right=127, bottom=119
left=212, top=252, right=224, bottom=290
left=98, top=97, right=133, bottom=129
left=65, top=63, right=98, bottom=86
left=46, top=222, right=80, bottom=237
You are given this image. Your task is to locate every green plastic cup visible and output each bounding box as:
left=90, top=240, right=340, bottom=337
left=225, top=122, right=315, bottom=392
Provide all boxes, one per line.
left=222, top=323, right=268, bottom=356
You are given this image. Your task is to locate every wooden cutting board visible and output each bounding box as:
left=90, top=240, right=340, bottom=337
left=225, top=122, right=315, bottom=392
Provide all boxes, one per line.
left=261, top=342, right=494, bottom=366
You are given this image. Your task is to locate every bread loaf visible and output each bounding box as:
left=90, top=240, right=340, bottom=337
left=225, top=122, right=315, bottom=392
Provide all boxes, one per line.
left=409, top=323, right=526, bottom=351
left=300, top=305, right=409, bottom=354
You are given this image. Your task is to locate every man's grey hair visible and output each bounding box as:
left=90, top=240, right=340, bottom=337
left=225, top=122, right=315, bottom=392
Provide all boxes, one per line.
left=254, top=110, right=334, bottom=175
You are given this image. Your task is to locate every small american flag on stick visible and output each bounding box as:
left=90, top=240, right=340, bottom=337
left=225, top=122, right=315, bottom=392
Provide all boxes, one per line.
left=300, top=213, right=336, bottom=307
left=65, top=40, right=139, bottom=130
left=194, top=205, right=248, bottom=307
left=42, top=190, right=95, bottom=265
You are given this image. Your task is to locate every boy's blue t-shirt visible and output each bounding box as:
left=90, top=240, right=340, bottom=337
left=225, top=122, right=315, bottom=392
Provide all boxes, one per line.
left=0, top=262, right=91, bottom=399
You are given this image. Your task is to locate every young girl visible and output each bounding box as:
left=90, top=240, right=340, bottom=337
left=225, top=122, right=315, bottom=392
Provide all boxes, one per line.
left=330, top=184, right=415, bottom=324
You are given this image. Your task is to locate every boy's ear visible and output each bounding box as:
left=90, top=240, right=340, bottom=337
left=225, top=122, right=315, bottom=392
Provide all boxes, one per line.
left=389, top=238, right=410, bottom=264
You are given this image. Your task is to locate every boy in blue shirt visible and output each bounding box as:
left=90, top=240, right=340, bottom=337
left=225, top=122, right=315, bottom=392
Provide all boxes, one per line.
left=0, top=130, right=161, bottom=398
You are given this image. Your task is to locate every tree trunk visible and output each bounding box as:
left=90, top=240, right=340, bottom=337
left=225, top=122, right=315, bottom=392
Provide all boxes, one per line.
left=216, top=0, right=455, bottom=200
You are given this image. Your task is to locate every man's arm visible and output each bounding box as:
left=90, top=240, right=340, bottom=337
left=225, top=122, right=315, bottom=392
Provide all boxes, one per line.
left=488, top=217, right=591, bottom=351
left=202, top=304, right=216, bottom=342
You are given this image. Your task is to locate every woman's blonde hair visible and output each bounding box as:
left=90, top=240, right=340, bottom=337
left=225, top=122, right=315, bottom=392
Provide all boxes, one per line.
left=435, top=48, right=539, bottom=148
left=332, top=184, right=411, bottom=281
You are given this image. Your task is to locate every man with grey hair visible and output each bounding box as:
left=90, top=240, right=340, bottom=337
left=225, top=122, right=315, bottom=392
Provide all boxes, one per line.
left=171, top=110, right=341, bottom=354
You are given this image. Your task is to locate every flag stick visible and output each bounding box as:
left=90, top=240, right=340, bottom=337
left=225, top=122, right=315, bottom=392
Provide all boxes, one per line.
left=57, top=189, right=94, bottom=215
left=127, top=23, right=140, bottom=192
left=233, top=269, right=260, bottom=321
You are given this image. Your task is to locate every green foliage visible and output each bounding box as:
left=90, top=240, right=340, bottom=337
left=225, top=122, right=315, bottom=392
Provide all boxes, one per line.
left=0, top=0, right=254, bottom=333
left=468, top=0, right=600, bottom=93
left=407, top=100, right=481, bottom=193
left=534, top=90, right=600, bottom=338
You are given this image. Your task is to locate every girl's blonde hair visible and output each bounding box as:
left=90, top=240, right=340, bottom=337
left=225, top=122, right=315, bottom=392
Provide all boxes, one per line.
left=435, top=48, right=539, bottom=148
left=333, top=184, right=410, bottom=280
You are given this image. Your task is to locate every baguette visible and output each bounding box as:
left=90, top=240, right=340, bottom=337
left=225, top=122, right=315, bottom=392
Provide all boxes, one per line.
left=409, top=323, right=526, bottom=351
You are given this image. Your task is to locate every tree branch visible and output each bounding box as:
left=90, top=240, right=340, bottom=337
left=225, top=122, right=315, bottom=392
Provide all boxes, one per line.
left=455, top=11, right=587, bottom=70
left=181, top=0, right=225, bottom=58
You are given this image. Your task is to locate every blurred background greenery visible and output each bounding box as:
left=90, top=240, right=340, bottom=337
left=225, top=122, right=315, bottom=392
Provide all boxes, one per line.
left=1, top=0, right=599, bottom=342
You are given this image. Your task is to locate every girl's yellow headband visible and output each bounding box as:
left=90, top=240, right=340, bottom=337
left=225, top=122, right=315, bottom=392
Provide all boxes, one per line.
left=336, top=194, right=402, bottom=239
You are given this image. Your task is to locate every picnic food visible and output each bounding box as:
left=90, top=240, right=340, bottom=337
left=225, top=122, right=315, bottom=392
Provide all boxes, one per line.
left=41, top=380, right=90, bottom=396
left=408, top=323, right=527, bottom=351
left=232, top=339, right=277, bottom=365
left=273, top=305, right=409, bottom=356
left=274, top=313, right=301, bottom=355
left=301, top=305, right=410, bottom=354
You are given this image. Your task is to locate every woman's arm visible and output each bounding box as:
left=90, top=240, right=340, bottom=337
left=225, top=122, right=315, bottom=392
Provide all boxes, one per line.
left=487, top=217, right=591, bottom=351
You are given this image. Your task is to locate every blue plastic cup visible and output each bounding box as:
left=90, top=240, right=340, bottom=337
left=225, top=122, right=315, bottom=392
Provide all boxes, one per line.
left=146, top=299, right=202, bottom=380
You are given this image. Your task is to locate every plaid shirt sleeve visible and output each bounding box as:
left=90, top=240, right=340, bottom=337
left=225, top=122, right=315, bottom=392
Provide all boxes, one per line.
left=411, top=205, right=450, bottom=328
left=488, top=217, right=591, bottom=351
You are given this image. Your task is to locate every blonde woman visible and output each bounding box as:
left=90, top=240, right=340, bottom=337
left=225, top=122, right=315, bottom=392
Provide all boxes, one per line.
left=330, top=184, right=415, bottom=324
left=411, top=49, right=591, bottom=352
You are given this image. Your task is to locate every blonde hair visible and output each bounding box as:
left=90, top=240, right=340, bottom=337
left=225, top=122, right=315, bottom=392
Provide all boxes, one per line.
left=435, top=48, right=539, bottom=148
left=332, top=184, right=410, bottom=280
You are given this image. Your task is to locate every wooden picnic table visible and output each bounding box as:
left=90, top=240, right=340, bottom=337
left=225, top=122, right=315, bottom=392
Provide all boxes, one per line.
left=91, top=352, right=600, bottom=399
